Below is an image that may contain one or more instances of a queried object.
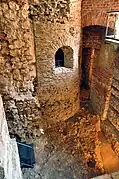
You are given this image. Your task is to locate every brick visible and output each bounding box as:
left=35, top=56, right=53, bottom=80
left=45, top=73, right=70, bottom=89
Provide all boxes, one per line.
left=82, top=0, right=119, bottom=27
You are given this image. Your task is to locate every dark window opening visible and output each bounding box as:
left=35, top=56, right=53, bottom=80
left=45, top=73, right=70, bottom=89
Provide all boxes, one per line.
left=55, top=46, right=74, bottom=68
left=55, top=48, right=64, bottom=67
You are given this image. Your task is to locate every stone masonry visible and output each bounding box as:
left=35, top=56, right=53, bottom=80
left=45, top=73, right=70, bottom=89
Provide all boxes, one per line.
left=0, top=0, right=119, bottom=178
left=82, top=0, right=119, bottom=27
left=29, top=0, right=81, bottom=124
left=81, top=1, right=119, bottom=174
left=0, top=0, right=82, bottom=139
left=108, top=57, right=119, bottom=130
left=0, top=0, right=42, bottom=139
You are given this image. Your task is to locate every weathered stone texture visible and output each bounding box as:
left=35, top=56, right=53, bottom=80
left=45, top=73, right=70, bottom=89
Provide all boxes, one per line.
left=0, top=1, right=36, bottom=92
left=101, top=120, right=119, bottom=158
left=81, top=26, right=105, bottom=102
left=91, top=43, right=115, bottom=119
left=0, top=0, right=42, bottom=138
left=108, top=58, right=119, bottom=130
left=83, top=26, right=105, bottom=49
left=22, top=108, right=101, bottom=179
left=32, top=0, right=81, bottom=123
left=29, top=0, right=70, bottom=23
left=0, top=0, right=82, bottom=138
left=3, top=96, right=42, bottom=139
left=81, top=26, right=115, bottom=120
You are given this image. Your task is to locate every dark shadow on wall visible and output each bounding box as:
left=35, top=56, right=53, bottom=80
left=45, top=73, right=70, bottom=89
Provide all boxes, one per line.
left=80, top=25, right=107, bottom=103
left=81, top=48, right=91, bottom=90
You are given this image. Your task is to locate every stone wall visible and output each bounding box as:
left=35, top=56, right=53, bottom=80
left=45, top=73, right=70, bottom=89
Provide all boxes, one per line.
left=0, top=0, right=43, bottom=139
left=81, top=25, right=116, bottom=119
left=107, top=57, right=119, bottom=130
left=81, top=26, right=105, bottom=100
left=91, top=43, right=115, bottom=118
left=81, top=0, right=119, bottom=121
left=30, top=0, right=81, bottom=124
left=29, top=0, right=70, bottom=23
left=0, top=0, right=82, bottom=139
left=82, top=26, right=105, bottom=49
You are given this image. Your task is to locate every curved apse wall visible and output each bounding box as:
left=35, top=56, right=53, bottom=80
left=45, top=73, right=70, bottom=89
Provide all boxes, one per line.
left=30, top=0, right=82, bottom=124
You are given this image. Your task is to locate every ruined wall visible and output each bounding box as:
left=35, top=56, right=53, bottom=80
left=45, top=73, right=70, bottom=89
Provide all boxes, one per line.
left=29, top=0, right=81, bottom=123
left=81, top=0, right=119, bottom=27
left=81, top=26, right=105, bottom=97
left=107, top=58, right=119, bottom=130
left=82, top=26, right=105, bottom=49
left=91, top=43, right=115, bottom=118
left=0, top=0, right=42, bottom=139
left=0, top=0, right=82, bottom=138
left=81, top=25, right=116, bottom=119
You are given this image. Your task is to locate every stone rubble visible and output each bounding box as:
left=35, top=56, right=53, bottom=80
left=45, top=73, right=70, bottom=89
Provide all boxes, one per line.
left=22, top=108, right=102, bottom=179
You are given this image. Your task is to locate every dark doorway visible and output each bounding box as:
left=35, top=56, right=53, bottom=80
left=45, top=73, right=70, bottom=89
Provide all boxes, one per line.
left=81, top=48, right=90, bottom=89
left=80, top=48, right=91, bottom=101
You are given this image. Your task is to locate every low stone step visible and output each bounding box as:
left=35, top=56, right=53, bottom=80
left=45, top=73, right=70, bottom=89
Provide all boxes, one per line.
left=92, top=171, right=119, bottom=179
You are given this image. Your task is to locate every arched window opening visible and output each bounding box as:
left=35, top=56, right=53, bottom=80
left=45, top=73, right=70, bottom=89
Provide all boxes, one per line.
left=55, top=46, right=74, bottom=68
left=55, top=48, right=64, bottom=67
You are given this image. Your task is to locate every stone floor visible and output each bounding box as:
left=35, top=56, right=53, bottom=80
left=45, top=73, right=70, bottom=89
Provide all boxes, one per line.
left=22, top=148, right=88, bottom=179
left=22, top=108, right=119, bottom=179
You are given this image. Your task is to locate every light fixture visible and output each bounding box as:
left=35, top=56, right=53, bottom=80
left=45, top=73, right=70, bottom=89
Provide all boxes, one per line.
left=105, top=11, right=119, bottom=44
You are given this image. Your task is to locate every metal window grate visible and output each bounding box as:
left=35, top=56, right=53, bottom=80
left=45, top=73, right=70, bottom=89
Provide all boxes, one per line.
left=17, top=141, right=35, bottom=168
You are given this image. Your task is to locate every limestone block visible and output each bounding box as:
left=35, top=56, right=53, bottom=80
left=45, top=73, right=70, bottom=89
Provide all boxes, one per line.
left=2, top=3, right=8, bottom=11
left=9, top=1, right=19, bottom=11
left=14, top=40, right=25, bottom=49
left=13, top=69, right=21, bottom=80
left=10, top=49, right=21, bottom=56
left=4, top=9, right=17, bottom=20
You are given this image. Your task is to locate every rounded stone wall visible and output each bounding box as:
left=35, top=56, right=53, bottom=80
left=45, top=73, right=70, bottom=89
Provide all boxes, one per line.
left=30, top=0, right=82, bottom=123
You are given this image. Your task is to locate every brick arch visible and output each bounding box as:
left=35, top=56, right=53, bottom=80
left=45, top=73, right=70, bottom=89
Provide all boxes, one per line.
left=82, top=11, right=107, bottom=27
left=82, top=25, right=106, bottom=49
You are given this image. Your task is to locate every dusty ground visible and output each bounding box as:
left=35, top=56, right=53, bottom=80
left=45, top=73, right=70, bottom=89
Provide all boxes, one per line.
left=22, top=108, right=103, bottom=179
left=22, top=107, right=119, bottom=179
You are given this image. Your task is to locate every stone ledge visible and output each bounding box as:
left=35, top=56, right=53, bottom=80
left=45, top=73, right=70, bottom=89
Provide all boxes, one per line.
left=92, top=171, right=119, bottom=179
